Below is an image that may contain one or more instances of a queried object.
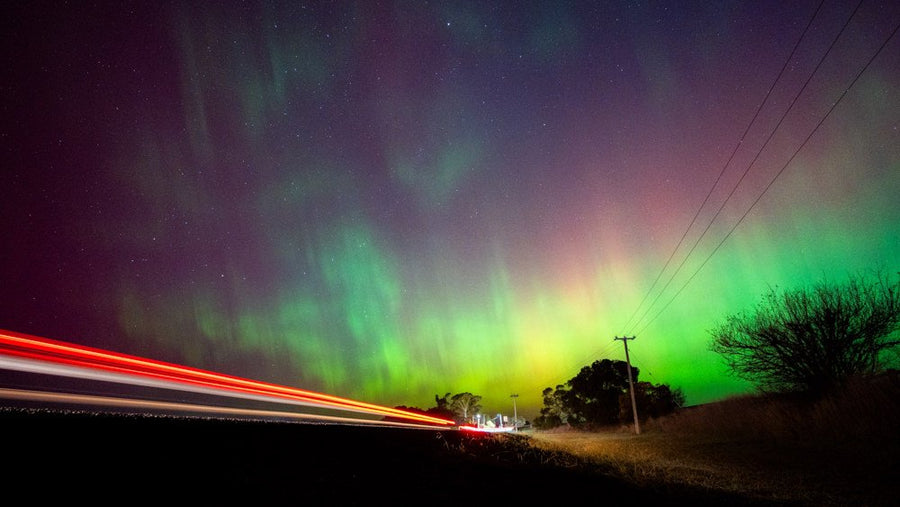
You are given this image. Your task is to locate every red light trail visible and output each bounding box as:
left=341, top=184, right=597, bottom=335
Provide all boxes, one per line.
left=0, top=388, right=451, bottom=430
left=0, top=329, right=455, bottom=427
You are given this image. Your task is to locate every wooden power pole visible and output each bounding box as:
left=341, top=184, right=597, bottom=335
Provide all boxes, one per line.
left=615, top=336, right=640, bottom=435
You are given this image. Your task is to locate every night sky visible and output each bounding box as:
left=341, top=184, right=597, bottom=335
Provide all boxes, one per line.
left=2, top=1, right=898, bottom=418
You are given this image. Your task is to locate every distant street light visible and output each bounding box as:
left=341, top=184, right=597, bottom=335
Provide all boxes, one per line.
left=510, top=394, right=519, bottom=432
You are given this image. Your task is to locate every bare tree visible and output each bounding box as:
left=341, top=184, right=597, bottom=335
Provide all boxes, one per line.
left=710, top=271, right=900, bottom=397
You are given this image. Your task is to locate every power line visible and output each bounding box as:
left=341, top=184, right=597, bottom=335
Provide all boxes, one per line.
left=629, top=0, right=866, bottom=336
left=625, top=349, right=650, bottom=377
left=619, top=0, right=828, bottom=334
left=636, top=16, right=900, bottom=336
left=533, top=338, right=621, bottom=392
left=550, top=0, right=893, bottom=399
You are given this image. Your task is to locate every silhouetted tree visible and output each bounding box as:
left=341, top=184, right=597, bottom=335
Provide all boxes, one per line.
left=449, top=392, right=482, bottom=424
left=617, top=382, right=685, bottom=424
left=533, top=385, right=569, bottom=429
left=568, top=359, right=636, bottom=425
left=644, top=383, right=685, bottom=417
left=421, top=393, right=455, bottom=421
left=433, top=393, right=451, bottom=411
left=392, top=392, right=481, bottom=423
left=537, top=360, right=685, bottom=429
left=710, top=271, right=900, bottom=397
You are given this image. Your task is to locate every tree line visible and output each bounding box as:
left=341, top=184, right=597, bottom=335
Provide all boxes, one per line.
left=394, top=271, right=899, bottom=429
left=394, top=392, right=482, bottom=425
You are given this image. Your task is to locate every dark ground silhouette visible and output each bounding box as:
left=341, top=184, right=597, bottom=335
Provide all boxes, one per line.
left=3, top=408, right=790, bottom=505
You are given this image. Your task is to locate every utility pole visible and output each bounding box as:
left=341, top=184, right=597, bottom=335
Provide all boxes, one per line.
left=615, top=336, right=640, bottom=435
left=510, top=394, right=519, bottom=432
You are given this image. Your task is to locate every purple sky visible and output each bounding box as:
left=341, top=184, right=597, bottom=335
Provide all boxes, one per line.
left=2, top=1, right=898, bottom=417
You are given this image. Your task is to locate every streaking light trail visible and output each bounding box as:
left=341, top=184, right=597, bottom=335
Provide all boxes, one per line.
left=459, top=425, right=515, bottom=434
left=0, top=329, right=455, bottom=427
left=0, top=388, right=449, bottom=430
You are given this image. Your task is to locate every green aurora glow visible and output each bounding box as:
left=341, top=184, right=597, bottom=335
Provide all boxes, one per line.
left=2, top=1, right=898, bottom=418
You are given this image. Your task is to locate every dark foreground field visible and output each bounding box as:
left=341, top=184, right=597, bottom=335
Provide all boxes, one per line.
left=3, top=408, right=786, bottom=505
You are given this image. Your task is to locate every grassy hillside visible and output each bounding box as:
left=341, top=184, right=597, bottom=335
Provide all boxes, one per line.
left=526, top=372, right=900, bottom=506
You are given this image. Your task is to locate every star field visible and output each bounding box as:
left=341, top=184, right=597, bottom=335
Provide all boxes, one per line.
left=2, top=1, right=898, bottom=417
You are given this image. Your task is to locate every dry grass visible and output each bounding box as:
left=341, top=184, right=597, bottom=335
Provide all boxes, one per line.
left=523, top=373, right=900, bottom=506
